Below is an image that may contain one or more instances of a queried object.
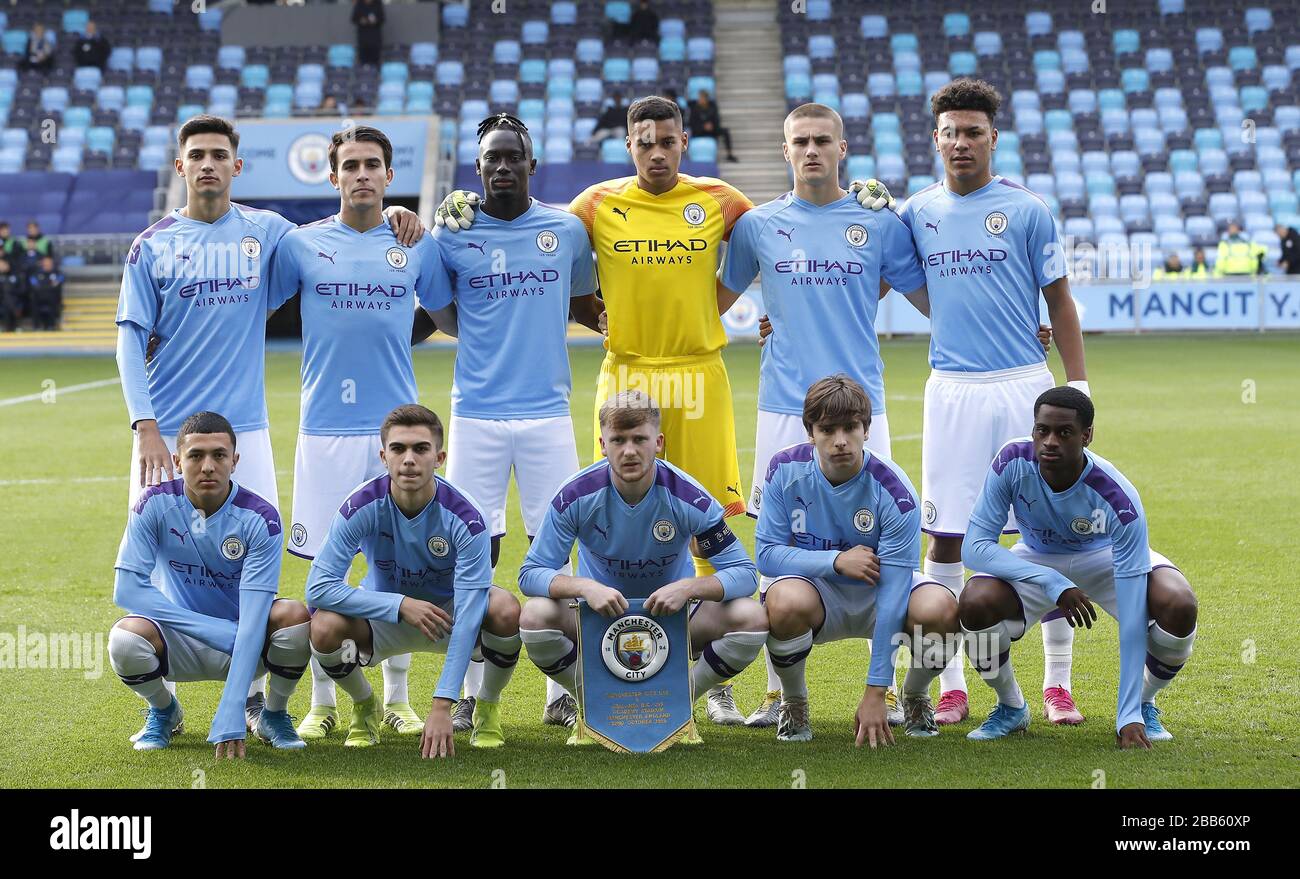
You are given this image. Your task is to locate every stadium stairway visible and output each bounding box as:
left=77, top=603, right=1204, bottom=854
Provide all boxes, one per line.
left=0, top=278, right=118, bottom=354
left=713, top=0, right=791, bottom=204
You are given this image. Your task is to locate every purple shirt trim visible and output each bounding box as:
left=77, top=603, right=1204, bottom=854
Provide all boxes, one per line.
left=1083, top=467, right=1140, bottom=525
left=992, top=440, right=1035, bottom=475
left=340, top=475, right=390, bottom=520
left=997, top=177, right=1053, bottom=210
left=132, top=477, right=185, bottom=514
left=128, top=214, right=179, bottom=264
left=436, top=477, right=487, bottom=535
left=653, top=460, right=712, bottom=511
left=552, top=464, right=612, bottom=513
left=864, top=455, right=917, bottom=514
left=764, top=442, right=814, bottom=484
left=232, top=485, right=282, bottom=537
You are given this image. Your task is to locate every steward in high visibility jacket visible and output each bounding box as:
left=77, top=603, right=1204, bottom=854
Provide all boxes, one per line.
left=1216, top=224, right=1268, bottom=276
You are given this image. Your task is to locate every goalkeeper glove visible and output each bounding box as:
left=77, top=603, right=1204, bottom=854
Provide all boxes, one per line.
left=434, top=190, right=481, bottom=232
left=849, top=178, right=896, bottom=211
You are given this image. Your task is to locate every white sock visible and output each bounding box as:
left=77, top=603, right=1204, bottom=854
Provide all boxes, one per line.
left=264, top=622, right=309, bottom=713
left=478, top=630, right=521, bottom=703
left=463, top=657, right=485, bottom=699
left=692, top=631, right=766, bottom=701
left=247, top=676, right=265, bottom=698
left=963, top=621, right=1024, bottom=709
left=382, top=652, right=410, bottom=705
left=1041, top=614, right=1074, bottom=691
left=309, top=656, right=337, bottom=708
left=108, top=628, right=173, bottom=709
left=902, top=632, right=954, bottom=697
left=926, top=559, right=969, bottom=695
left=520, top=628, right=578, bottom=694
left=758, top=577, right=782, bottom=692
left=312, top=641, right=372, bottom=702
left=766, top=631, right=814, bottom=700
left=1143, top=623, right=1195, bottom=703
left=545, top=675, right=570, bottom=704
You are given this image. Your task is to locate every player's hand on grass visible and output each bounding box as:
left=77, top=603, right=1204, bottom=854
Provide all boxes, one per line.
left=214, top=738, right=246, bottom=760
left=136, top=420, right=174, bottom=488
left=399, top=596, right=453, bottom=641
left=644, top=580, right=692, bottom=616
left=582, top=581, right=629, bottom=618
left=854, top=686, right=895, bottom=749
left=420, top=699, right=455, bottom=759
left=1038, top=323, right=1053, bottom=353
left=383, top=205, right=425, bottom=246
left=1117, top=722, right=1152, bottom=750
left=833, top=545, right=880, bottom=585
left=757, top=313, right=772, bottom=347
left=1056, top=587, right=1097, bottom=629
left=849, top=178, right=896, bottom=212
left=434, top=190, right=480, bottom=232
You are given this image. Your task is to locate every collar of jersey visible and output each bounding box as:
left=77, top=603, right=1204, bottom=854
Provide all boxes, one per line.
left=183, top=478, right=240, bottom=521
left=171, top=205, right=236, bottom=228
left=393, top=491, right=437, bottom=523
left=631, top=177, right=684, bottom=198
left=1035, top=455, right=1095, bottom=499
left=811, top=447, right=868, bottom=493
left=476, top=197, right=537, bottom=225
left=788, top=191, right=854, bottom=211
left=608, top=460, right=657, bottom=513
left=331, top=214, right=392, bottom=236
left=943, top=174, right=1002, bottom=200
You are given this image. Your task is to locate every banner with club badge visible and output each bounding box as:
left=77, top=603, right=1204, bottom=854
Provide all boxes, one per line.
left=575, top=598, right=694, bottom=753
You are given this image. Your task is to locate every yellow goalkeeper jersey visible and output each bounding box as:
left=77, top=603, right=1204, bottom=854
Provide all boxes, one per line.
left=569, top=174, right=753, bottom=359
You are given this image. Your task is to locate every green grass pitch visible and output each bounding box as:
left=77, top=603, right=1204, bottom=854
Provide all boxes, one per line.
left=1, top=333, right=1296, bottom=788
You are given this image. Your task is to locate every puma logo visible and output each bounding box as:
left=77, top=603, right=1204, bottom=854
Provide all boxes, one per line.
left=169, top=527, right=188, bottom=544
left=593, top=522, right=609, bottom=540
left=776, top=227, right=793, bottom=240
left=925, top=221, right=941, bottom=234
left=793, top=495, right=811, bottom=510
left=612, top=206, right=631, bottom=221
left=726, top=485, right=742, bottom=498
left=316, top=250, right=336, bottom=263
left=1017, top=493, right=1035, bottom=510
left=467, top=241, right=486, bottom=253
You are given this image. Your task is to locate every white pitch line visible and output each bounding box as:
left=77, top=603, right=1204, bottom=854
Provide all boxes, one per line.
left=0, top=377, right=121, bottom=407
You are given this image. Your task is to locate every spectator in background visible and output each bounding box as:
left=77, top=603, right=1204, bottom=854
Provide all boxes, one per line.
left=0, top=222, right=18, bottom=261
left=0, top=257, right=20, bottom=332
left=1276, top=223, right=1300, bottom=275
left=1215, top=221, right=1268, bottom=276
left=688, top=89, right=739, bottom=162
left=1152, top=252, right=1186, bottom=280
left=662, top=87, right=686, bottom=112
left=352, top=0, right=385, bottom=67
left=586, top=91, right=630, bottom=146
left=74, top=21, right=111, bottom=71
left=28, top=255, right=64, bottom=331
left=319, top=94, right=346, bottom=117
left=1190, top=247, right=1211, bottom=278
left=627, top=0, right=661, bottom=46
left=24, top=221, right=53, bottom=262
left=22, top=24, right=56, bottom=74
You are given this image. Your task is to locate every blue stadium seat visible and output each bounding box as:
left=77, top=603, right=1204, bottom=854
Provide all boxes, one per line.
left=1154, top=214, right=1184, bottom=235
left=1064, top=217, right=1093, bottom=239
left=1198, top=148, right=1228, bottom=176
left=1146, top=48, right=1173, bottom=73
left=40, top=87, right=69, bottom=113
left=522, top=20, right=548, bottom=45
left=874, top=130, right=903, bottom=153
left=1085, top=172, right=1115, bottom=196
left=1239, top=86, right=1268, bottom=114
left=328, top=44, right=355, bottom=68
left=601, top=138, right=628, bottom=162
left=897, top=71, right=922, bottom=97
left=1193, top=127, right=1224, bottom=151
left=520, top=59, right=547, bottom=84
left=907, top=174, right=937, bottom=195
left=1027, top=173, right=1056, bottom=197
left=687, top=76, right=715, bottom=98
left=519, top=98, right=546, bottom=119
left=1205, top=66, right=1235, bottom=90
left=58, top=128, right=87, bottom=150
left=73, top=66, right=102, bottom=92
left=847, top=155, right=876, bottom=181
left=407, top=81, right=434, bottom=102
left=1185, top=215, right=1217, bottom=243
left=943, top=13, right=970, bottom=37
left=217, top=45, right=245, bottom=71
left=298, top=63, right=325, bottom=85
left=1012, top=89, right=1041, bottom=113
left=265, top=84, right=293, bottom=106
left=86, top=126, right=115, bottom=154
left=52, top=146, right=82, bottom=174
left=1, top=127, right=28, bottom=150
left=1135, top=128, right=1166, bottom=157
left=924, top=71, right=950, bottom=98
left=381, top=62, right=408, bottom=83
left=1061, top=49, right=1089, bottom=75
left=602, top=58, right=630, bottom=82
left=1228, top=46, right=1258, bottom=72
left=867, top=73, right=895, bottom=99
left=436, top=61, right=464, bottom=86
left=861, top=15, right=888, bottom=39
left=949, top=52, right=976, bottom=76
left=108, top=47, right=134, bottom=72
left=143, top=126, right=171, bottom=149
left=548, top=77, right=574, bottom=100
left=493, top=40, right=521, bottom=66
left=1033, top=50, right=1061, bottom=71
left=0, top=29, right=25, bottom=56
left=1285, top=46, right=1300, bottom=72
left=490, top=80, right=519, bottom=105
left=1159, top=0, right=1185, bottom=13
left=1097, top=89, right=1126, bottom=112
left=1036, top=70, right=1065, bottom=95
left=1239, top=190, right=1268, bottom=215
left=575, top=78, right=604, bottom=104
left=148, top=0, right=173, bottom=13
left=1196, top=28, right=1223, bottom=54
left=443, top=2, right=469, bottom=28
left=241, top=65, right=269, bottom=90
left=660, top=37, right=685, bottom=62
left=552, top=1, right=577, bottom=25
left=1154, top=87, right=1184, bottom=110
left=1045, top=109, right=1073, bottom=132
left=1268, top=191, right=1298, bottom=215
left=1159, top=108, right=1189, bottom=135
left=549, top=58, right=576, bottom=80
left=1095, top=216, right=1125, bottom=237
left=136, top=46, right=162, bottom=74
left=1169, top=149, right=1197, bottom=173
left=632, top=57, right=660, bottom=83
left=812, top=91, right=840, bottom=111
left=688, top=136, right=717, bottom=162
left=1262, top=65, right=1291, bottom=93
left=120, top=106, right=150, bottom=133
left=842, top=93, right=869, bottom=119
left=812, top=73, right=839, bottom=97
left=807, top=0, right=832, bottom=21
left=1119, top=193, right=1149, bottom=222
left=577, top=39, right=603, bottom=65
left=784, top=55, right=811, bottom=77
left=1113, top=30, right=1140, bottom=56
left=1057, top=30, right=1085, bottom=52
left=1173, top=171, right=1205, bottom=199
left=1081, top=150, right=1109, bottom=175
left=1025, top=11, right=1053, bottom=37
left=95, top=85, right=124, bottom=113
left=997, top=131, right=1019, bottom=152
left=461, top=100, right=489, bottom=122
left=185, top=65, right=214, bottom=91
left=893, top=51, right=921, bottom=74
left=1068, top=89, right=1097, bottom=115
left=605, top=1, right=632, bottom=24
left=63, top=9, right=90, bottom=34
left=1245, top=8, right=1274, bottom=34
left=974, top=32, right=1002, bottom=57
left=1258, top=146, right=1287, bottom=172
left=1121, top=69, right=1150, bottom=94
left=294, top=83, right=323, bottom=109
left=1271, top=106, right=1300, bottom=133
left=876, top=154, right=905, bottom=180
left=547, top=138, right=573, bottom=162
left=660, top=19, right=685, bottom=40
left=410, top=42, right=436, bottom=67
left=197, top=9, right=222, bottom=32
left=808, top=35, right=835, bottom=60
left=687, top=37, right=714, bottom=62
left=1016, top=108, right=1044, bottom=135
left=63, top=106, right=92, bottom=129
left=785, top=74, right=811, bottom=100
left=0, top=150, right=24, bottom=174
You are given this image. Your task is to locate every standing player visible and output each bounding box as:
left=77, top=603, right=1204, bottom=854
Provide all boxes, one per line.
left=108, top=411, right=309, bottom=753
left=517, top=391, right=767, bottom=743
left=306, top=404, right=521, bottom=752
left=888, top=80, right=1091, bottom=725
left=114, top=115, right=424, bottom=730
left=756, top=376, right=960, bottom=743
left=958, top=388, right=1197, bottom=746
left=433, top=113, right=602, bottom=732
left=265, top=125, right=453, bottom=742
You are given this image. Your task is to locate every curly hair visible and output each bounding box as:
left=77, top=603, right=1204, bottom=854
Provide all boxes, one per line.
left=931, top=79, right=1002, bottom=125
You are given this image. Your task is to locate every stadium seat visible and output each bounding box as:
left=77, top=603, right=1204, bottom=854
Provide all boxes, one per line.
left=328, top=44, right=356, bottom=68
left=688, top=136, right=717, bottom=162
left=436, top=61, right=465, bottom=86
left=603, top=58, right=630, bottom=82
left=605, top=1, right=632, bottom=24
left=660, top=19, right=685, bottom=40
left=1025, top=11, right=1053, bottom=37
left=974, top=31, right=1002, bottom=57
left=522, top=20, right=548, bottom=45
left=867, top=73, right=895, bottom=99
left=40, top=87, right=69, bottom=114
left=490, top=80, right=519, bottom=106
left=1228, top=46, right=1258, bottom=72
left=97, top=86, right=125, bottom=113
left=108, top=47, right=134, bottom=73
left=687, top=76, right=715, bottom=98
left=1068, top=89, right=1097, bottom=115
left=298, top=64, right=325, bottom=86
left=63, top=106, right=92, bottom=130
left=381, top=62, right=408, bottom=84
left=73, top=67, right=102, bottom=92
left=241, top=65, right=269, bottom=90
left=861, top=15, right=888, bottom=40
left=897, top=71, right=922, bottom=97
left=949, top=52, right=977, bottom=77
left=632, top=58, right=660, bottom=84
left=660, top=37, right=685, bottom=62
left=136, top=46, right=162, bottom=74
left=577, top=39, right=603, bottom=65
left=687, top=37, right=714, bottom=62
left=1037, top=70, right=1065, bottom=95
left=847, top=155, right=876, bottom=181
left=943, top=13, right=970, bottom=37
left=1196, top=28, right=1224, bottom=54
left=120, top=106, right=149, bottom=133
left=86, top=127, right=115, bottom=154
left=842, top=93, right=869, bottom=120
left=601, top=138, right=628, bottom=162
left=807, top=0, right=832, bottom=21
left=442, top=2, right=469, bottom=27
left=551, top=1, right=577, bottom=25
left=520, top=59, right=547, bottom=85
left=1121, top=69, right=1150, bottom=94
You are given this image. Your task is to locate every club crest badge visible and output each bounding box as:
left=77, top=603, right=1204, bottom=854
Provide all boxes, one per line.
left=683, top=202, right=706, bottom=226
left=845, top=224, right=868, bottom=247
left=854, top=508, right=875, bottom=533
left=1070, top=516, right=1094, bottom=536
left=240, top=236, right=261, bottom=259
left=984, top=211, right=1008, bottom=236
left=602, top=615, right=670, bottom=681
left=291, top=524, right=307, bottom=547
left=221, top=536, right=246, bottom=561
left=428, top=536, right=449, bottom=557
left=923, top=500, right=937, bottom=525
left=286, top=132, right=332, bottom=185
left=536, top=229, right=558, bottom=253
left=386, top=247, right=408, bottom=269
left=653, top=519, right=676, bottom=543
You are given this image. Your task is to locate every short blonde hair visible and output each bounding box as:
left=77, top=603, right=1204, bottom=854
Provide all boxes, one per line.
left=598, top=390, right=661, bottom=431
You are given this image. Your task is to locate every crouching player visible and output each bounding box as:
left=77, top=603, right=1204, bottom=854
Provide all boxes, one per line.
left=305, top=404, right=521, bottom=756
left=755, top=376, right=960, bottom=745
left=109, top=411, right=309, bottom=754
left=517, top=390, right=767, bottom=744
left=959, top=388, right=1197, bottom=747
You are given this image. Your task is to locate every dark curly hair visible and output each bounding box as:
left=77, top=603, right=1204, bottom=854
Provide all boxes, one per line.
left=931, top=79, right=1002, bottom=126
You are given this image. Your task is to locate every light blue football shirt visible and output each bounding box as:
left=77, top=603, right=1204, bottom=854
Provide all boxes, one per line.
left=753, top=443, right=922, bottom=686
left=306, top=474, right=492, bottom=701
left=434, top=199, right=597, bottom=420
left=115, top=204, right=296, bottom=433
left=964, top=440, right=1151, bottom=731
left=519, top=459, right=757, bottom=602
left=898, top=176, right=1066, bottom=372
left=267, top=216, right=450, bottom=436
left=721, top=192, right=926, bottom=417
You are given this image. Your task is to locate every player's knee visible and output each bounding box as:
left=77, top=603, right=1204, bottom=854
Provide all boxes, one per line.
left=731, top=597, right=769, bottom=633
left=958, top=578, right=1009, bottom=631
left=1150, top=571, right=1198, bottom=635
left=112, top=616, right=163, bottom=654
left=764, top=579, right=815, bottom=630
left=911, top=589, right=961, bottom=636
left=518, top=597, right=556, bottom=631
left=310, top=610, right=350, bottom=650
left=268, top=599, right=310, bottom=631
left=485, top=587, right=521, bottom=634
